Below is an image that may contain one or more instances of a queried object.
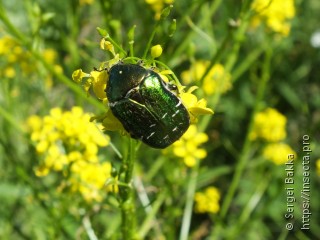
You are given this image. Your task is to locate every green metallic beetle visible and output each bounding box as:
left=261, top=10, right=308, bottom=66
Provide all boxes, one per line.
left=105, top=63, right=190, bottom=148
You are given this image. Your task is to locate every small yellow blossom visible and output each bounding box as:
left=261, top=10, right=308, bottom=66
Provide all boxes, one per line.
left=157, top=69, right=173, bottom=83
left=251, top=0, right=296, bottom=36
left=181, top=61, right=232, bottom=95
left=100, top=39, right=115, bottom=55
left=72, top=68, right=108, bottom=99
left=316, top=159, right=320, bottom=176
left=180, top=86, right=214, bottom=123
left=90, top=70, right=108, bottom=99
left=263, top=143, right=296, bottom=165
left=43, top=48, right=57, bottom=64
left=101, top=109, right=126, bottom=133
left=151, top=44, right=163, bottom=58
left=34, top=165, right=50, bottom=177
left=72, top=69, right=89, bottom=83
left=4, top=67, right=16, bottom=78
left=27, top=107, right=113, bottom=202
left=171, top=125, right=208, bottom=167
left=250, top=108, right=287, bottom=142
left=194, top=187, right=220, bottom=214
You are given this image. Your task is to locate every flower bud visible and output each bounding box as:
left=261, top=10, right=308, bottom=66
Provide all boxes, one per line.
left=168, top=19, right=176, bottom=37
left=160, top=5, right=173, bottom=20
left=151, top=44, right=163, bottom=58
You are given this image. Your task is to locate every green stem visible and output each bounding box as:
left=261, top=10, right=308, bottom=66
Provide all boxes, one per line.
left=106, top=35, right=127, bottom=56
left=0, top=105, right=25, bottom=133
left=153, top=60, right=182, bottom=87
left=223, top=174, right=270, bottom=240
left=199, top=2, right=253, bottom=85
left=220, top=47, right=272, bottom=219
left=168, top=0, right=221, bottom=66
left=0, top=3, right=27, bottom=44
left=119, top=138, right=137, bottom=239
left=179, top=161, right=199, bottom=240
left=231, top=42, right=268, bottom=83
left=142, top=22, right=160, bottom=59
left=138, top=190, right=167, bottom=238
left=198, top=30, right=232, bottom=85
left=224, top=17, right=250, bottom=73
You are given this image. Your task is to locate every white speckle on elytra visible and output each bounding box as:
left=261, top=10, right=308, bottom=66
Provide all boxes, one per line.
left=172, top=110, right=180, bottom=117
left=175, top=101, right=182, bottom=107
left=161, top=113, right=168, bottom=119
left=146, top=132, right=155, bottom=139
left=119, top=71, right=122, bottom=74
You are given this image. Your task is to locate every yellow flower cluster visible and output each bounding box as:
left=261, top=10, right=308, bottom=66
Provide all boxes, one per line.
left=181, top=61, right=232, bottom=95
left=145, top=0, right=174, bottom=19
left=194, top=187, right=220, bottom=214
left=263, top=143, right=296, bottom=165
left=0, top=36, right=62, bottom=88
left=0, top=36, right=33, bottom=78
left=69, top=160, right=114, bottom=202
left=250, top=108, right=286, bottom=142
left=251, top=0, right=296, bottom=36
left=250, top=108, right=296, bottom=165
left=27, top=107, right=113, bottom=202
left=170, top=125, right=208, bottom=167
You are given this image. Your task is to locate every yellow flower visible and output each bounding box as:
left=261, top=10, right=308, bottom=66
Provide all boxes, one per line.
left=316, top=159, right=320, bottom=176
left=27, top=107, right=112, bottom=202
left=263, top=143, right=296, bottom=165
left=151, top=44, right=163, bottom=58
left=34, top=165, right=50, bottom=177
left=251, top=0, right=295, bottom=36
left=72, top=69, right=88, bottom=83
left=250, top=108, right=287, bottom=142
left=171, top=125, right=208, bottom=167
left=72, top=68, right=109, bottom=100
left=181, top=61, right=232, bottom=95
left=4, top=67, right=16, bottom=78
left=42, top=48, right=57, bottom=64
left=101, top=109, right=126, bottom=133
left=180, top=86, right=214, bottom=123
left=0, top=36, right=16, bottom=55
left=90, top=70, right=108, bottom=100
left=100, top=39, right=115, bottom=55
left=194, top=187, right=220, bottom=214
left=26, top=115, right=43, bottom=132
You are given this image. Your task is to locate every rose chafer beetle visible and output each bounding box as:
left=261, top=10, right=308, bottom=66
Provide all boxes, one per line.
left=105, top=63, right=190, bottom=149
